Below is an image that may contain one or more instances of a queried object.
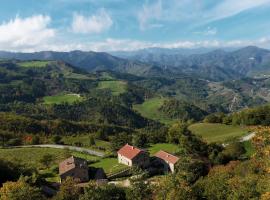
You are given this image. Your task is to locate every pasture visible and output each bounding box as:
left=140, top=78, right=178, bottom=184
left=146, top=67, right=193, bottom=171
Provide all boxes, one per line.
left=133, top=97, right=174, bottom=124
left=189, top=123, right=248, bottom=143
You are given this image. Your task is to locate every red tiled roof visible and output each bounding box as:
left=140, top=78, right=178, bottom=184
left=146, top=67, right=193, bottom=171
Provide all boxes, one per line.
left=154, top=150, right=179, bottom=164
left=117, top=144, right=144, bottom=160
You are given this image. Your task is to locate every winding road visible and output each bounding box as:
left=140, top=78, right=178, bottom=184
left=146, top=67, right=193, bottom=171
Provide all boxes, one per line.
left=11, top=144, right=105, bottom=157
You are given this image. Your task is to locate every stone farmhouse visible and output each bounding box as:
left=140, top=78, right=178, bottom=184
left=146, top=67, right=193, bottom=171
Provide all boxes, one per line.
left=154, top=150, right=179, bottom=173
left=59, top=156, right=89, bottom=182
left=117, top=143, right=150, bottom=168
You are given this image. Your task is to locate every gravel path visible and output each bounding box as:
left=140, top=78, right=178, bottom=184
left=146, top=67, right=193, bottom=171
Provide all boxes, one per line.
left=12, top=144, right=105, bottom=157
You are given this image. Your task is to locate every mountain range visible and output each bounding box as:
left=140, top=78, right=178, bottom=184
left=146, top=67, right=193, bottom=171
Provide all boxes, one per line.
left=1, top=46, right=270, bottom=81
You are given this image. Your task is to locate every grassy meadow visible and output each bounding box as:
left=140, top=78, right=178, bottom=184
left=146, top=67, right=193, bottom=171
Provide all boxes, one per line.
left=97, top=80, right=127, bottom=95
left=133, top=97, right=175, bottom=124
left=62, top=135, right=111, bottom=152
left=18, top=61, right=51, bottom=68
left=189, top=123, right=248, bottom=143
left=148, top=143, right=180, bottom=156
left=43, top=93, right=82, bottom=105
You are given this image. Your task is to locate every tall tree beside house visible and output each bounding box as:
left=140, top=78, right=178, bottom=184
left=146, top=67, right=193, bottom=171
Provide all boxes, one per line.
left=39, top=154, right=54, bottom=169
left=53, top=177, right=81, bottom=200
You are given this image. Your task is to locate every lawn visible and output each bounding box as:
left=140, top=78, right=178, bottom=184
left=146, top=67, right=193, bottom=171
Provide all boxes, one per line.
left=43, top=93, right=82, bottom=105
left=62, top=135, right=111, bottom=152
left=97, top=80, right=127, bottom=95
left=18, top=61, right=51, bottom=68
left=133, top=97, right=175, bottom=124
left=189, top=123, right=248, bottom=143
left=148, top=143, right=180, bottom=156
left=90, top=158, right=128, bottom=175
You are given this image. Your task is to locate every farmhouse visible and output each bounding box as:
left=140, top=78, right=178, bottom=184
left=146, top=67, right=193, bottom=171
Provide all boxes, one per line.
left=59, top=156, right=89, bottom=182
left=117, top=144, right=150, bottom=168
left=154, top=150, right=179, bottom=173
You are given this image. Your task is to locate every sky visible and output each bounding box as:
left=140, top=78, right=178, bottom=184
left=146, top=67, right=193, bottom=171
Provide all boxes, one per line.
left=0, top=0, right=270, bottom=52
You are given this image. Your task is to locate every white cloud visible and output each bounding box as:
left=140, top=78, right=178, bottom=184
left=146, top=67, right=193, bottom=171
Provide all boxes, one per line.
left=138, top=0, right=162, bottom=30
left=1, top=36, right=269, bottom=53
left=206, top=0, right=270, bottom=22
left=0, top=15, right=55, bottom=51
left=45, top=37, right=268, bottom=52
left=71, top=8, right=113, bottom=34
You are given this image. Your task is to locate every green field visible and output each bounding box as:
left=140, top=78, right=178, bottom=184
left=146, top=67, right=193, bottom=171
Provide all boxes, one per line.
left=64, top=72, right=92, bottom=80
left=133, top=97, right=175, bottom=124
left=62, top=135, right=111, bottom=152
left=43, top=93, right=82, bottom=105
left=98, top=80, right=127, bottom=95
left=0, top=147, right=98, bottom=169
left=189, top=123, right=248, bottom=143
left=0, top=147, right=99, bottom=182
left=148, top=143, right=180, bottom=156
left=90, top=158, right=128, bottom=175
left=18, top=61, right=51, bottom=68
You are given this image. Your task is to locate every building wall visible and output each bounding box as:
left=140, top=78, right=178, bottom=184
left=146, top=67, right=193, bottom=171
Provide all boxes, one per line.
left=132, top=152, right=150, bottom=168
left=155, top=158, right=176, bottom=173
left=118, top=153, right=132, bottom=166
left=60, top=168, right=89, bottom=182
left=169, top=163, right=175, bottom=173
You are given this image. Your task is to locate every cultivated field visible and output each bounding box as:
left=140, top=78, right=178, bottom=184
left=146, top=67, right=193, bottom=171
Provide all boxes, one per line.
left=189, top=123, right=248, bottom=143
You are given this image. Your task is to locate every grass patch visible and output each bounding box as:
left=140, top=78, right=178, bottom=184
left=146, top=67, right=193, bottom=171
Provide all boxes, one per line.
left=18, top=61, right=51, bottom=68
left=242, top=140, right=255, bottom=157
left=133, top=97, right=175, bottom=124
left=64, top=72, right=92, bottom=80
left=43, top=93, right=82, bottom=105
left=98, top=80, right=127, bottom=95
left=0, top=147, right=99, bottom=182
left=61, top=135, right=111, bottom=152
left=189, top=123, right=248, bottom=143
left=148, top=143, right=180, bottom=156
left=90, top=158, right=128, bottom=174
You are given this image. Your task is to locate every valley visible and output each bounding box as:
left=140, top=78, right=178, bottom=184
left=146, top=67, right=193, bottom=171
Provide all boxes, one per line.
left=1, top=47, right=270, bottom=199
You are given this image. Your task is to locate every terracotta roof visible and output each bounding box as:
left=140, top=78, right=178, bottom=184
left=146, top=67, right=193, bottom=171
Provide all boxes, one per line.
left=59, top=156, right=88, bottom=175
left=117, top=144, right=144, bottom=160
left=154, top=150, right=179, bottom=164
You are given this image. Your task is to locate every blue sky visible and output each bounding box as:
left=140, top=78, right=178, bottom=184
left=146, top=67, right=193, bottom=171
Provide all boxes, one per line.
left=0, top=0, right=270, bottom=52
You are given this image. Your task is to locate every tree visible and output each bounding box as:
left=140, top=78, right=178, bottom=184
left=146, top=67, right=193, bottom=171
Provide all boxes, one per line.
left=133, top=132, right=148, bottom=148
left=167, top=122, right=190, bottom=144
left=31, top=135, right=40, bottom=145
left=126, top=180, right=152, bottom=200
left=79, top=182, right=126, bottom=200
left=89, top=135, right=95, bottom=146
left=39, top=154, right=54, bottom=168
left=54, top=177, right=81, bottom=200
left=110, top=132, right=132, bottom=152
left=52, top=135, right=62, bottom=144
left=175, top=157, right=208, bottom=184
left=0, top=131, right=12, bottom=147
left=0, top=179, right=44, bottom=200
